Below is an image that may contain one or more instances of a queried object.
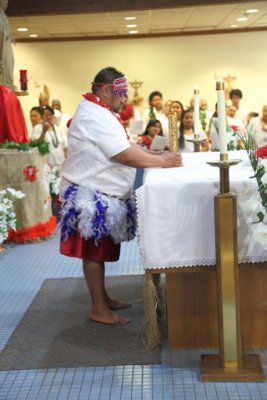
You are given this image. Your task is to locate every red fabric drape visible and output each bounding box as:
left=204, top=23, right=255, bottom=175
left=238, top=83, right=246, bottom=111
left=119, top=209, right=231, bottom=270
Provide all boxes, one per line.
left=0, top=85, right=29, bottom=143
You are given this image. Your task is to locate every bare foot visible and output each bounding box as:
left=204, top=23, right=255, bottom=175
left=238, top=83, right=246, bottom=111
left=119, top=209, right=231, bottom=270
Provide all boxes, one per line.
left=108, top=299, right=131, bottom=310
left=89, top=307, right=130, bottom=326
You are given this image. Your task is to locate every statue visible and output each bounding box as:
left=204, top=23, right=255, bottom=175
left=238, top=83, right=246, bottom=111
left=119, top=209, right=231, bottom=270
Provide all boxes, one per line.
left=223, top=74, right=237, bottom=100
left=129, top=79, right=143, bottom=106
left=38, top=84, right=50, bottom=107
left=0, top=0, right=15, bottom=91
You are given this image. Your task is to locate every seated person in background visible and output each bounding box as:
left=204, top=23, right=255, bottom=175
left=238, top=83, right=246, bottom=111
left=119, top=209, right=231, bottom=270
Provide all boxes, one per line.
left=229, top=89, right=248, bottom=125
left=170, top=100, right=184, bottom=130
left=226, top=104, right=244, bottom=130
left=31, top=105, right=68, bottom=167
left=27, top=106, right=43, bottom=136
left=143, top=91, right=169, bottom=136
left=247, top=105, right=267, bottom=147
left=137, top=119, right=163, bottom=149
left=179, top=109, right=209, bottom=152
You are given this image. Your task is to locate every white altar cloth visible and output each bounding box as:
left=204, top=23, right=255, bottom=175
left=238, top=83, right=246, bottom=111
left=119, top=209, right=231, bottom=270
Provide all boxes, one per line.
left=136, top=151, right=267, bottom=269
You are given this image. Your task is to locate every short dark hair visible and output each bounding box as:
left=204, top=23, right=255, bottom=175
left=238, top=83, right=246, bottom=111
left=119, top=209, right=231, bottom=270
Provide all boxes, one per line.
left=30, top=106, right=43, bottom=116
left=229, top=89, right=243, bottom=99
left=148, top=91, right=162, bottom=105
left=42, top=105, right=55, bottom=115
left=92, top=66, right=124, bottom=93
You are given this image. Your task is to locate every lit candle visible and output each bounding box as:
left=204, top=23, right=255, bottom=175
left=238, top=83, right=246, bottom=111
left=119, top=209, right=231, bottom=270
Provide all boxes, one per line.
left=19, top=70, right=28, bottom=91
left=216, top=80, right=227, bottom=154
left=193, top=86, right=200, bottom=137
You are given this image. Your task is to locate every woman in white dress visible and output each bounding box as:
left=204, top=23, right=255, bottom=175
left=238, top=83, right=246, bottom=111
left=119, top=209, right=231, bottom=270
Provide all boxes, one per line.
left=31, top=106, right=68, bottom=216
left=178, top=109, right=209, bottom=152
left=31, top=105, right=68, bottom=167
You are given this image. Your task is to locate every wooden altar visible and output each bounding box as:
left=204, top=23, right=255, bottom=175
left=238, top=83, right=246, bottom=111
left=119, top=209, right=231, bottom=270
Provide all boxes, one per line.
left=159, top=262, right=267, bottom=349
left=136, top=151, right=267, bottom=355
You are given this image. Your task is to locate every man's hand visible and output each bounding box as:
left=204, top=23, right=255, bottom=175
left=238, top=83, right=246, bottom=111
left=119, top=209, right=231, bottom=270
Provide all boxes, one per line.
left=161, top=152, right=183, bottom=168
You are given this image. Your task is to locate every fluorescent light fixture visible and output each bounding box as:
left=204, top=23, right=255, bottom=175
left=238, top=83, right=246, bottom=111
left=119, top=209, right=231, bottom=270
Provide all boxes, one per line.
left=125, top=16, right=136, bottom=20
left=128, top=30, right=138, bottom=34
left=126, top=24, right=137, bottom=28
left=246, top=9, right=259, bottom=14
left=236, top=17, right=248, bottom=22
left=230, top=24, right=238, bottom=28
left=29, top=34, right=38, bottom=37
left=17, top=27, right=28, bottom=32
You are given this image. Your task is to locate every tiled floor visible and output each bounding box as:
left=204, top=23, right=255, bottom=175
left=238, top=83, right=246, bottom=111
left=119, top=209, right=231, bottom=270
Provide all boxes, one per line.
left=0, top=230, right=267, bottom=400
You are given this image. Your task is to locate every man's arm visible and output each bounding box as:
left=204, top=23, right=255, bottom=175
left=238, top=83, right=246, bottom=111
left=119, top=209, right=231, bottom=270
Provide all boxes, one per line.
left=112, top=143, right=182, bottom=169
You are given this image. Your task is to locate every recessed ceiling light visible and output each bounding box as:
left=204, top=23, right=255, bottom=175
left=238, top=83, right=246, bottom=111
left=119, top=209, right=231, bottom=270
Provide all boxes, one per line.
left=125, top=16, right=136, bottom=20
left=128, top=30, right=138, bottom=34
left=230, top=24, right=239, bottom=28
left=126, top=24, right=137, bottom=28
left=246, top=9, right=259, bottom=14
left=236, top=17, right=248, bottom=22
left=17, top=27, right=28, bottom=32
left=29, top=34, right=38, bottom=38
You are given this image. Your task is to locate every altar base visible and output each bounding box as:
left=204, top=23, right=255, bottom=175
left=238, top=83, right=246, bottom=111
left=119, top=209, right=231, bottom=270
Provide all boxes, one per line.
left=201, top=354, right=264, bottom=382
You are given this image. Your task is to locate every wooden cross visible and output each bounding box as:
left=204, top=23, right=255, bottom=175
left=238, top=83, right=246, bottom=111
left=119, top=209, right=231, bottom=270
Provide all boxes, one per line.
left=223, top=74, right=237, bottom=99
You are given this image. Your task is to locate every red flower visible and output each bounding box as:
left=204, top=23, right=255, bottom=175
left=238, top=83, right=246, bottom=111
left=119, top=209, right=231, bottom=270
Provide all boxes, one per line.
left=23, top=165, right=38, bottom=181
left=119, top=103, right=134, bottom=121
left=230, top=125, right=239, bottom=132
left=255, top=145, right=267, bottom=159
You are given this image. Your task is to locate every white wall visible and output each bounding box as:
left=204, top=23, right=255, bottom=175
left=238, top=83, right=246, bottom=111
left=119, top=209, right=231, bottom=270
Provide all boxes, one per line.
left=13, top=31, right=267, bottom=123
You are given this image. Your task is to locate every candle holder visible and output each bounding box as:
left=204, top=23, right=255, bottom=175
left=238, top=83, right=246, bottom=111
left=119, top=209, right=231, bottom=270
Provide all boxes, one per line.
left=207, top=153, right=241, bottom=193
left=186, top=134, right=202, bottom=152
left=15, top=70, right=29, bottom=96
left=201, top=153, right=264, bottom=381
left=129, top=79, right=143, bottom=97
left=19, top=69, right=28, bottom=91
left=168, top=112, right=179, bottom=152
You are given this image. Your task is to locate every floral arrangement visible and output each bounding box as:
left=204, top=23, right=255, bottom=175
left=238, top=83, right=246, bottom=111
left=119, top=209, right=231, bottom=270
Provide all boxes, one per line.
left=223, top=125, right=267, bottom=248
left=0, top=140, right=49, bottom=155
left=148, top=105, right=156, bottom=120
left=247, top=142, right=267, bottom=223
left=0, top=188, right=25, bottom=244
left=226, top=125, right=245, bottom=151
left=200, top=109, right=208, bottom=131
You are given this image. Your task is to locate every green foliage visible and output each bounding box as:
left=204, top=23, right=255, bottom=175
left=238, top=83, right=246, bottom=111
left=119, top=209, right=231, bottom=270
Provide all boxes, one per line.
left=148, top=105, right=156, bottom=120
left=0, top=140, right=49, bottom=156
left=245, top=132, right=267, bottom=222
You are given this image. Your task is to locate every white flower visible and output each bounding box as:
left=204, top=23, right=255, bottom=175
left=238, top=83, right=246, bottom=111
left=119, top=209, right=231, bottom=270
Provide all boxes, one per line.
left=0, top=188, right=25, bottom=244
left=50, top=166, right=61, bottom=196
left=6, top=188, right=25, bottom=199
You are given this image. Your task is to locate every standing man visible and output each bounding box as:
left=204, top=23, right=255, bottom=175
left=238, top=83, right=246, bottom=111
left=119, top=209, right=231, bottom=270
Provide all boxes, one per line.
left=60, top=67, right=182, bottom=326
left=229, top=89, right=248, bottom=126
left=143, top=91, right=169, bottom=136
